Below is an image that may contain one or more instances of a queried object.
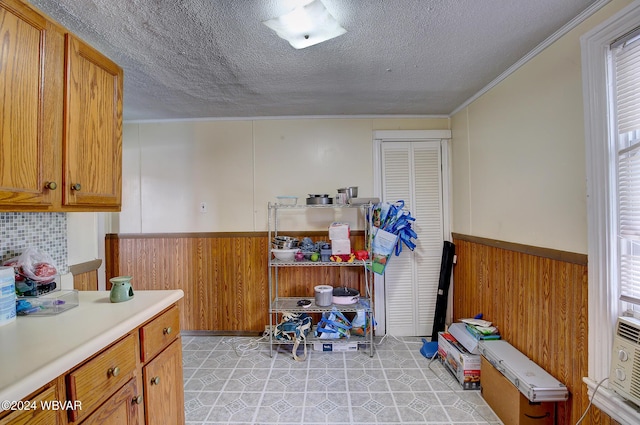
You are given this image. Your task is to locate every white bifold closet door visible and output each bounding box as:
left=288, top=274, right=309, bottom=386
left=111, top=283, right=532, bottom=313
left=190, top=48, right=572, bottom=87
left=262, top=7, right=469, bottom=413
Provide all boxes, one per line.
left=381, top=141, right=444, bottom=336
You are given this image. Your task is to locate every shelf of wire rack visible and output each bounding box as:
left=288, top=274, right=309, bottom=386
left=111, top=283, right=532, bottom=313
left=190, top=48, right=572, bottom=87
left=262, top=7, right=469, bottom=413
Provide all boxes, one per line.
left=268, top=298, right=375, bottom=355
left=270, top=296, right=372, bottom=313
left=269, top=259, right=372, bottom=267
left=267, top=202, right=375, bottom=358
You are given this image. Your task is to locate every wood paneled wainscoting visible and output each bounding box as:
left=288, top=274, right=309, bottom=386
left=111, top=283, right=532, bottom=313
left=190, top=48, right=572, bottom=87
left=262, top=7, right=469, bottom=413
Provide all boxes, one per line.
left=105, top=232, right=368, bottom=333
left=452, top=234, right=612, bottom=425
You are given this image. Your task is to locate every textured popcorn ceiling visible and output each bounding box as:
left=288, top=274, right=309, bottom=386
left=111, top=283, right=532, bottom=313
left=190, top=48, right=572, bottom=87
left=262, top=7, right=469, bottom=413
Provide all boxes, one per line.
left=29, top=0, right=599, bottom=121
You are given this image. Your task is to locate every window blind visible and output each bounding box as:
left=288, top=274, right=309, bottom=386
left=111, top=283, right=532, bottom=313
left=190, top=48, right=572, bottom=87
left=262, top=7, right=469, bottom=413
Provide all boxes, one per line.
left=615, top=28, right=640, bottom=305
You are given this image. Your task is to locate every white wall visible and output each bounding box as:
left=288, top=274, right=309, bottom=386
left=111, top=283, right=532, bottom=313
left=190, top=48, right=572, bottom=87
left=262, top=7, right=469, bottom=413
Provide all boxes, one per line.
left=64, top=212, right=100, bottom=288
left=450, top=0, right=632, bottom=254
left=115, top=117, right=449, bottom=233
left=66, top=213, right=99, bottom=264
left=121, top=120, right=254, bottom=233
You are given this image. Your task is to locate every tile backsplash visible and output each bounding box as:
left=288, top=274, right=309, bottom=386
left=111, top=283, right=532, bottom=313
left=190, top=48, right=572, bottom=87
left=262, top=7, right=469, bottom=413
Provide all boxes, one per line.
left=0, top=213, right=68, bottom=273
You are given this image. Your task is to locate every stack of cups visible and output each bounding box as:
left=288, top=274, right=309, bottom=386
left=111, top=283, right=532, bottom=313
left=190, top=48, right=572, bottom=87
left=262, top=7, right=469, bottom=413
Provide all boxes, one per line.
left=0, top=266, right=16, bottom=326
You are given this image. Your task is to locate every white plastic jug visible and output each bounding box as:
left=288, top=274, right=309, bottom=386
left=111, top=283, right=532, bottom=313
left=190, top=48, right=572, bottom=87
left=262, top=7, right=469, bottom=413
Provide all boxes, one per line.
left=0, top=266, right=16, bottom=326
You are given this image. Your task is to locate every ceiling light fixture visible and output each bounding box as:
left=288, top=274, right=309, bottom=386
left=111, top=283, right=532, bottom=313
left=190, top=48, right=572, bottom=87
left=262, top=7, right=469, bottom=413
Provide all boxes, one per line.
left=263, top=0, right=346, bottom=49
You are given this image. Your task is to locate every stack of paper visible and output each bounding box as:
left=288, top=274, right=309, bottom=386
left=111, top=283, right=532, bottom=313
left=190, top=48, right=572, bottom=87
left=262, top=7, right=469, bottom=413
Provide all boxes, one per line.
left=460, top=318, right=501, bottom=340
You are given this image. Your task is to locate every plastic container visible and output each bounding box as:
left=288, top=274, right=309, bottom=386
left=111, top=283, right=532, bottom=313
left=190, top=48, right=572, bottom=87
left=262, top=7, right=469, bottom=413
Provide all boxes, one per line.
left=16, top=289, right=79, bottom=316
left=314, top=285, right=333, bottom=306
left=320, top=247, right=332, bottom=262
left=276, top=196, right=298, bottom=206
left=15, top=276, right=59, bottom=297
left=0, top=266, right=16, bottom=326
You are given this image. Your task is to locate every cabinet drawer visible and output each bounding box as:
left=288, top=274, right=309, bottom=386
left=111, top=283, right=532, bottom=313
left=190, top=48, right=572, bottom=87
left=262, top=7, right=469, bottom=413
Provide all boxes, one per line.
left=0, top=384, right=61, bottom=425
left=66, top=333, right=136, bottom=422
left=140, top=306, right=180, bottom=362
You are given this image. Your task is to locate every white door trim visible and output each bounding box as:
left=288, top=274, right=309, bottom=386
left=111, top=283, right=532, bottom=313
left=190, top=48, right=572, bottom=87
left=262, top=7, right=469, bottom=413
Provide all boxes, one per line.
left=373, top=130, right=452, bottom=140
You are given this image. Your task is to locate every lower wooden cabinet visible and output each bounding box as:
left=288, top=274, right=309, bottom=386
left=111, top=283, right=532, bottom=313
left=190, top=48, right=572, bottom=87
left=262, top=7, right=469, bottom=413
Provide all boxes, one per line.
left=0, top=382, right=64, bottom=425
left=80, top=379, right=141, bottom=425
left=143, top=339, right=184, bottom=425
left=66, top=333, right=137, bottom=423
left=1, top=303, right=184, bottom=425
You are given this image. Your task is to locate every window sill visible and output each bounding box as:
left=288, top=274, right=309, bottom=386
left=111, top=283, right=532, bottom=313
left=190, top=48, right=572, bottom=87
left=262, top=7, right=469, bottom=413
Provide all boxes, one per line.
left=583, top=377, right=640, bottom=424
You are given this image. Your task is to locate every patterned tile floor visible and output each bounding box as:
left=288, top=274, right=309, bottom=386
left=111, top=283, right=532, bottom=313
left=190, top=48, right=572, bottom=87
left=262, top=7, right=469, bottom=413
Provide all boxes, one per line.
left=182, top=335, right=501, bottom=425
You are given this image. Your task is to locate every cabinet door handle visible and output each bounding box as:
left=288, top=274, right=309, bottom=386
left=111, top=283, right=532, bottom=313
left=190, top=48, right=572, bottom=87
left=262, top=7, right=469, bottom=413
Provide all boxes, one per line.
left=151, top=376, right=160, bottom=385
left=132, top=395, right=143, bottom=405
left=45, top=181, right=57, bottom=190
left=71, top=183, right=81, bottom=191
left=163, top=327, right=172, bottom=335
left=108, top=366, right=120, bottom=377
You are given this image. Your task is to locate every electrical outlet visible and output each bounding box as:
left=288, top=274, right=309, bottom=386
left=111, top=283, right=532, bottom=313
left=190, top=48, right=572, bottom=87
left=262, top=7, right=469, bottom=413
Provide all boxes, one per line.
left=200, top=202, right=207, bottom=213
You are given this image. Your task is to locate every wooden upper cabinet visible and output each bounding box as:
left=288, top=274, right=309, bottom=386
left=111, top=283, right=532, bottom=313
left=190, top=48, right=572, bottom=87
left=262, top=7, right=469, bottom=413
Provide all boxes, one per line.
left=0, top=0, right=122, bottom=212
left=0, top=0, right=64, bottom=208
left=63, top=34, right=122, bottom=209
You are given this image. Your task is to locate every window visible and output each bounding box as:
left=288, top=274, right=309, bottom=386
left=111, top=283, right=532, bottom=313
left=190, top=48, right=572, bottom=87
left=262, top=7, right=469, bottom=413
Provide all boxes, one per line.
left=583, top=0, right=640, bottom=379
left=615, top=29, right=640, bottom=308
left=582, top=2, right=640, bottom=422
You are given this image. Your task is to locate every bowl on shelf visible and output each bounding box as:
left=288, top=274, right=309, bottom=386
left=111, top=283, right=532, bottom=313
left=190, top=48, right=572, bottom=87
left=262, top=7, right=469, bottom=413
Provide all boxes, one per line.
left=271, top=248, right=299, bottom=261
left=338, top=186, right=358, bottom=200
left=272, top=236, right=299, bottom=249
left=306, top=194, right=333, bottom=205
left=333, top=287, right=360, bottom=305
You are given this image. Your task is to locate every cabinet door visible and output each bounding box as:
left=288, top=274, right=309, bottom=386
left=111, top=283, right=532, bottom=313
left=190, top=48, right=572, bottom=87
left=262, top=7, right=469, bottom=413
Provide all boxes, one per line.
left=381, top=141, right=445, bottom=336
left=143, top=338, right=185, bottom=425
left=0, top=384, right=62, bottom=425
left=0, top=0, right=63, bottom=208
left=81, top=378, right=141, bottom=425
left=63, top=33, right=122, bottom=209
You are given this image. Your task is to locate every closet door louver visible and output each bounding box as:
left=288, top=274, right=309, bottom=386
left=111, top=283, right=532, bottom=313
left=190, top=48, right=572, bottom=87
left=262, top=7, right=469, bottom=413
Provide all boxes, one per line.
left=381, top=141, right=444, bottom=336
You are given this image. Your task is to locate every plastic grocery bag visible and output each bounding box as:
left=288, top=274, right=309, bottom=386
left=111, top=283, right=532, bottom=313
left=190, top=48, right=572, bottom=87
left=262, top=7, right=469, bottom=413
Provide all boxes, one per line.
left=350, top=300, right=376, bottom=336
left=350, top=309, right=369, bottom=337
left=3, top=247, right=58, bottom=283
left=367, top=201, right=419, bottom=274
left=369, top=226, right=399, bottom=275
left=315, top=308, right=352, bottom=339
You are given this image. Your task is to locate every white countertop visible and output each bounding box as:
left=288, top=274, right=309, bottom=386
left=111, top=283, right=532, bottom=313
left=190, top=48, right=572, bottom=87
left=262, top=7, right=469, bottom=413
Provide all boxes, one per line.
left=0, top=290, right=183, bottom=403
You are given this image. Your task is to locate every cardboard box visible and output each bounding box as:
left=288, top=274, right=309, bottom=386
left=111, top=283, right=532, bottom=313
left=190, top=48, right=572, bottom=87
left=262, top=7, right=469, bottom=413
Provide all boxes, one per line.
left=480, top=356, right=555, bottom=425
left=437, top=332, right=481, bottom=390
left=331, top=239, right=351, bottom=255
left=313, top=341, right=358, bottom=352
left=329, top=222, right=350, bottom=240
left=448, top=323, right=480, bottom=354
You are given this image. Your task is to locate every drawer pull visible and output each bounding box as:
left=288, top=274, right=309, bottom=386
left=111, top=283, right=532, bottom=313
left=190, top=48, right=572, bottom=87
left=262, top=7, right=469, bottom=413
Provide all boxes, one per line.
left=71, top=183, right=82, bottom=191
left=163, top=327, right=172, bottom=335
left=108, top=366, right=120, bottom=377
left=132, top=395, right=143, bottom=405
left=45, top=181, right=57, bottom=190
left=151, top=376, right=161, bottom=385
